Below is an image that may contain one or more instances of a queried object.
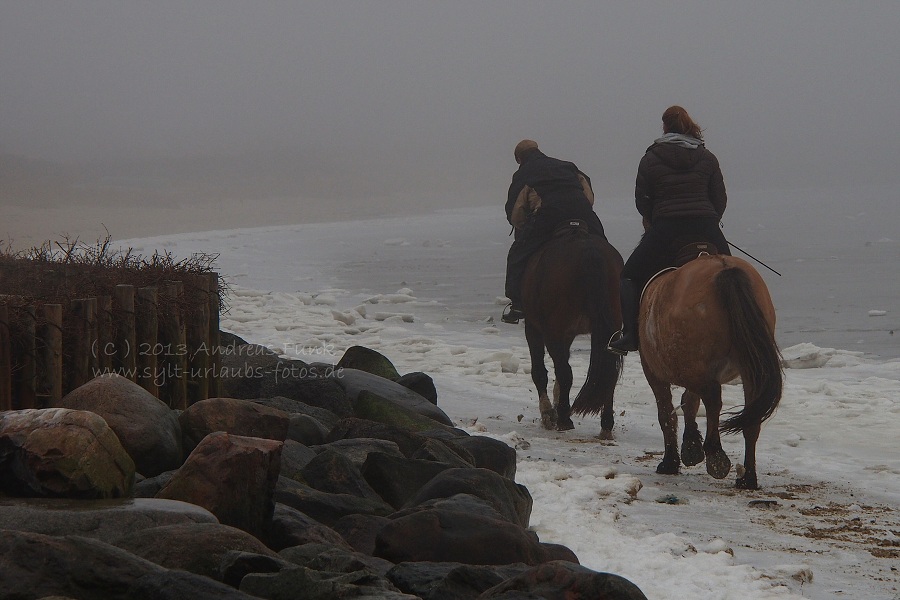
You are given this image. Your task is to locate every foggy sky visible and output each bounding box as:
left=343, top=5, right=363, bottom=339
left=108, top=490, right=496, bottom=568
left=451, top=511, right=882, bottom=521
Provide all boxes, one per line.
left=2, top=2, right=899, bottom=200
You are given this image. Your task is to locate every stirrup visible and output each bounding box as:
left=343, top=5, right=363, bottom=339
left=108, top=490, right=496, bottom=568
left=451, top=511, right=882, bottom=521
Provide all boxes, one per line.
left=607, top=330, right=630, bottom=356
left=501, top=303, right=524, bottom=324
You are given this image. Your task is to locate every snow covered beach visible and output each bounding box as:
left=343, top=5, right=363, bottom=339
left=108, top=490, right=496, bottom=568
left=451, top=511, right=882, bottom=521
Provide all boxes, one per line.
left=117, top=195, right=900, bottom=599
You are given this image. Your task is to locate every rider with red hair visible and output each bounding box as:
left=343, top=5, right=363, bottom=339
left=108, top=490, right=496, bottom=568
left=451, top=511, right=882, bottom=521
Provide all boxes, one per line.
left=609, top=106, right=731, bottom=354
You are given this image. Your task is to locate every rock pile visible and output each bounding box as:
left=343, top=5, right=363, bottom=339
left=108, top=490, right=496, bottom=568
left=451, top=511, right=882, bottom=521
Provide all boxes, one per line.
left=0, top=337, right=647, bottom=599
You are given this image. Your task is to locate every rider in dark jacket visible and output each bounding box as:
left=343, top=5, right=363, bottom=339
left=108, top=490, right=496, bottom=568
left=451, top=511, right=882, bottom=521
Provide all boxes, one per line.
left=608, top=106, right=731, bottom=353
left=503, top=140, right=606, bottom=324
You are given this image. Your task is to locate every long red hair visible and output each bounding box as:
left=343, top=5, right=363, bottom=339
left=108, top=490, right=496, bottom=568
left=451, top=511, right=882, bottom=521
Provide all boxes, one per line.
left=662, top=106, right=703, bottom=141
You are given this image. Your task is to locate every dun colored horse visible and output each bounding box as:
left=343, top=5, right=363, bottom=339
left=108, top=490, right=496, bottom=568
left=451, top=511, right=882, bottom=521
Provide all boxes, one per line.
left=638, top=252, right=782, bottom=489
left=521, top=221, right=624, bottom=434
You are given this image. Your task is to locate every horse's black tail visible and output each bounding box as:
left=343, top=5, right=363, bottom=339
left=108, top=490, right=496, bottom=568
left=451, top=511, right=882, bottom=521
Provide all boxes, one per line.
left=716, top=267, right=783, bottom=434
left=572, top=241, right=623, bottom=419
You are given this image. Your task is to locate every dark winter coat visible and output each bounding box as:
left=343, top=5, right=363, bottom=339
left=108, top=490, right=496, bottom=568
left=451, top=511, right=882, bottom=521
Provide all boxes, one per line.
left=635, top=141, right=727, bottom=223
left=506, top=151, right=596, bottom=228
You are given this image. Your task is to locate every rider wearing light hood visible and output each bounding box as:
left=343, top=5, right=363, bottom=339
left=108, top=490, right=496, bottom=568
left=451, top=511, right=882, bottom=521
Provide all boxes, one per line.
left=608, top=106, right=731, bottom=354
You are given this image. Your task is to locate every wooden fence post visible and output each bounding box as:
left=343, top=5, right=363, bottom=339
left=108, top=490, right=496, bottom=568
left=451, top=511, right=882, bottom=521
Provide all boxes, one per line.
left=206, top=272, right=221, bottom=398
left=185, top=274, right=210, bottom=405
left=96, top=296, right=113, bottom=373
left=135, top=286, right=159, bottom=398
left=37, top=304, right=63, bottom=406
left=14, top=306, right=38, bottom=409
left=114, top=285, right=137, bottom=382
left=0, top=304, right=11, bottom=411
left=159, top=282, right=187, bottom=410
left=69, top=297, right=97, bottom=390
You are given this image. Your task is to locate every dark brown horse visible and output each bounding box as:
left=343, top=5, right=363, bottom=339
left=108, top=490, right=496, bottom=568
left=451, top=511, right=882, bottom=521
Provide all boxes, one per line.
left=638, top=253, right=782, bottom=489
left=521, top=222, right=624, bottom=434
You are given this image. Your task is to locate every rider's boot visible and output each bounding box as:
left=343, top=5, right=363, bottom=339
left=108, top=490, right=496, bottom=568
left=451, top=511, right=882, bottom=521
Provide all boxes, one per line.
left=502, top=302, right=525, bottom=324
left=608, top=278, right=640, bottom=354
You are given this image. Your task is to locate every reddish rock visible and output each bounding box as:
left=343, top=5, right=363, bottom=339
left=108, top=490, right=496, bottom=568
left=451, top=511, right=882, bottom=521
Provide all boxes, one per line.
left=156, top=432, right=282, bottom=537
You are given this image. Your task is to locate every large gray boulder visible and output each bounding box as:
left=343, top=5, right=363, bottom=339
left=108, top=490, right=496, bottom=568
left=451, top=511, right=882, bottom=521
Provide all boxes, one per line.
left=56, top=374, right=183, bottom=477
left=113, top=521, right=278, bottom=582
left=0, top=497, right=217, bottom=543
left=0, top=530, right=258, bottom=600
left=0, top=408, right=135, bottom=499
left=336, top=368, right=453, bottom=427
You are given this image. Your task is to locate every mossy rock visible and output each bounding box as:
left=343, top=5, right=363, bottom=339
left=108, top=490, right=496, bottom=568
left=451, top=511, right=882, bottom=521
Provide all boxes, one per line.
left=337, top=346, right=401, bottom=381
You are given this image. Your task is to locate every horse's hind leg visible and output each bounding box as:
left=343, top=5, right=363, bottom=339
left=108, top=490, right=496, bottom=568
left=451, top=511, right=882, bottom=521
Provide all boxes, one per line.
left=680, top=390, right=704, bottom=467
left=525, top=324, right=556, bottom=430
left=737, top=422, right=761, bottom=490
left=645, top=371, right=680, bottom=474
left=700, top=385, right=732, bottom=479
left=547, top=341, right=575, bottom=431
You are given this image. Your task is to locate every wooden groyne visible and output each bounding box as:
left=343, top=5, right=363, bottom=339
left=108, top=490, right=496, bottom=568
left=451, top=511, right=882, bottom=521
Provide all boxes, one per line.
left=0, top=249, right=223, bottom=411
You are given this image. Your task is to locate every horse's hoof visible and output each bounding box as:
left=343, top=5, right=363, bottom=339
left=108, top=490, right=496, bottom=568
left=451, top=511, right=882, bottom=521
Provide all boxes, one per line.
left=736, top=475, right=759, bottom=490
left=556, top=418, right=575, bottom=431
left=540, top=412, right=557, bottom=430
left=706, top=450, right=732, bottom=479
left=681, top=435, right=704, bottom=467
left=656, top=458, right=680, bottom=475
left=597, top=428, right=614, bottom=441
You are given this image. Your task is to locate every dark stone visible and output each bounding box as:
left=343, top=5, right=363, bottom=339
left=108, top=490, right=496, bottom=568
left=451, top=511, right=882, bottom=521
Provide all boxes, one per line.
left=449, top=435, right=518, bottom=479
left=252, top=396, right=342, bottom=431
left=336, top=346, right=401, bottom=380
left=275, top=476, right=393, bottom=527
left=386, top=561, right=530, bottom=600
left=0, top=497, right=216, bottom=543
left=480, top=560, right=648, bottom=600
left=178, top=398, right=290, bottom=455
left=360, top=452, right=452, bottom=509
left=0, top=529, right=249, bottom=600
left=261, top=374, right=353, bottom=417
left=218, top=550, right=295, bottom=589
left=325, top=417, right=429, bottom=458
left=300, top=449, right=383, bottom=501
left=374, top=507, right=563, bottom=566
left=278, top=440, right=317, bottom=483
left=391, top=494, right=509, bottom=523
left=127, top=569, right=262, bottom=599
left=279, top=542, right=395, bottom=577
left=132, top=470, right=176, bottom=498
left=112, top=522, right=278, bottom=581
left=287, top=413, right=330, bottom=445
left=405, top=467, right=533, bottom=528
left=336, top=369, right=453, bottom=427
left=411, top=438, right=475, bottom=468
left=313, top=437, right=404, bottom=469
left=240, top=565, right=409, bottom=600
left=262, top=503, right=353, bottom=552
left=395, top=371, right=438, bottom=404
left=331, top=513, right=392, bottom=555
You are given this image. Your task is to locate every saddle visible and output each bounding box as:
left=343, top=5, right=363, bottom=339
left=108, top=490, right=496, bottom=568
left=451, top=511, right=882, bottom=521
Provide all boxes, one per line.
left=674, top=241, right=718, bottom=267
left=643, top=241, right=720, bottom=298
left=551, top=219, right=591, bottom=238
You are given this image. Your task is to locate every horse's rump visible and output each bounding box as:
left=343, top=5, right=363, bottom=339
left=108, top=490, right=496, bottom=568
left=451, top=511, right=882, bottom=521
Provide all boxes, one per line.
left=520, top=226, right=624, bottom=430
left=640, top=255, right=781, bottom=428
left=522, top=229, right=621, bottom=337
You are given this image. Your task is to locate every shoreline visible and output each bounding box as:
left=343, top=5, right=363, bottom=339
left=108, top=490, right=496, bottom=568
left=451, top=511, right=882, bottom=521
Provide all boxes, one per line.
left=3, top=195, right=486, bottom=252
